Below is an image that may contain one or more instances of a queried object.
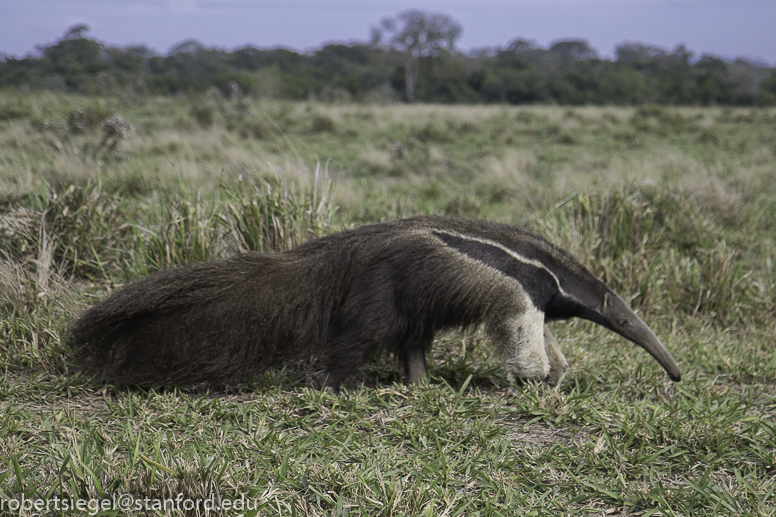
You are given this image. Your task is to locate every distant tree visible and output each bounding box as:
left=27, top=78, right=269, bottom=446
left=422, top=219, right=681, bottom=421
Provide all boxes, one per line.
left=63, top=24, right=89, bottom=40
left=757, top=71, right=776, bottom=105
left=549, top=40, right=598, bottom=62
left=3, top=22, right=776, bottom=106
left=728, top=59, right=769, bottom=103
left=657, top=45, right=695, bottom=103
left=671, top=44, right=693, bottom=65
left=615, top=42, right=670, bottom=68
left=229, top=46, right=304, bottom=73
left=602, top=68, right=651, bottom=104
left=38, top=24, right=105, bottom=90
left=506, top=39, right=538, bottom=55
left=371, top=9, right=462, bottom=102
left=105, top=45, right=155, bottom=87
left=164, top=39, right=230, bottom=91
left=497, top=39, right=545, bottom=69
left=696, top=54, right=733, bottom=104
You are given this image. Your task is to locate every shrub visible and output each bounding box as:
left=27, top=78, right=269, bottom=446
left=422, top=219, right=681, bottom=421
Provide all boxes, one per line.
left=128, top=192, right=219, bottom=276
left=310, top=113, right=337, bottom=133
left=223, top=166, right=337, bottom=253
left=545, top=185, right=767, bottom=326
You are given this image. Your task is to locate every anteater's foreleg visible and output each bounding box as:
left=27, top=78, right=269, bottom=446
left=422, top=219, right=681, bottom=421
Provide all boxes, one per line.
left=543, top=326, right=569, bottom=386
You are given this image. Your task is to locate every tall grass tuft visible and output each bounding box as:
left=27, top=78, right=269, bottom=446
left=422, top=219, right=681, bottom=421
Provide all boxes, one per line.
left=0, top=247, right=71, bottom=374
left=65, top=104, right=113, bottom=134
left=1, top=184, right=128, bottom=279
left=665, top=242, right=757, bottom=326
left=44, top=185, right=130, bottom=278
left=546, top=184, right=767, bottom=326
left=223, top=163, right=337, bottom=252
left=128, top=192, right=220, bottom=276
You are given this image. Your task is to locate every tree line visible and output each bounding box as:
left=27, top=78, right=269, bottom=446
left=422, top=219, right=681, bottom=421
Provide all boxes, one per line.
left=2, top=15, right=775, bottom=106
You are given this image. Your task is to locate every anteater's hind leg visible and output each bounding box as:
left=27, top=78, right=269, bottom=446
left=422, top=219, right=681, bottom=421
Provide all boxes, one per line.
left=317, top=349, right=367, bottom=392
left=317, top=331, right=431, bottom=391
left=317, top=332, right=386, bottom=392
left=401, top=347, right=428, bottom=385
left=398, top=332, right=433, bottom=385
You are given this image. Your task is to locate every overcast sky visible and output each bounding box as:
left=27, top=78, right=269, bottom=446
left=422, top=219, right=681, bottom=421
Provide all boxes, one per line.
left=1, top=0, right=774, bottom=65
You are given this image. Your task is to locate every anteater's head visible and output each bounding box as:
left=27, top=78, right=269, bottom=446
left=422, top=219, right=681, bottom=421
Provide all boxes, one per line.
left=575, top=290, right=681, bottom=381
left=543, top=253, right=681, bottom=382
left=429, top=222, right=681, bottom=382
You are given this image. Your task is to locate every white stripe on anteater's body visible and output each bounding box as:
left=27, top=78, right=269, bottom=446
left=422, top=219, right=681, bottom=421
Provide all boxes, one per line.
left=430, top=228, right=572, bottom=299
left=67, top=215, right=680, bottom=390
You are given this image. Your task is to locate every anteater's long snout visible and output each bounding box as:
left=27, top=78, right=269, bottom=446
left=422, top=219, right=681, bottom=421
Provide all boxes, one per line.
left=588, top=293, right=681, bottom=381
left=616, top=316, right=681, bottom=382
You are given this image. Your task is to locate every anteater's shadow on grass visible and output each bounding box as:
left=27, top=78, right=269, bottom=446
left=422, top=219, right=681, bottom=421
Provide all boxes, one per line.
left=83, top=351, right=516, bottom=400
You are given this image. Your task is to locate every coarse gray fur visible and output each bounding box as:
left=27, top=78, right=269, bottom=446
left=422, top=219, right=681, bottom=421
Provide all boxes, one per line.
left=67, top=215, right=681, bottom=390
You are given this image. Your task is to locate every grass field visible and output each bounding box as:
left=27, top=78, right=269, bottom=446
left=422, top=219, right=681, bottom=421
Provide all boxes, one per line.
left=1, top=91, right=775, bottom=516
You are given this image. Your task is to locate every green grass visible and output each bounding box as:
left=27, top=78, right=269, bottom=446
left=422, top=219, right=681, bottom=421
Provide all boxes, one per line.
left=1, top=92, right=775, bottom=515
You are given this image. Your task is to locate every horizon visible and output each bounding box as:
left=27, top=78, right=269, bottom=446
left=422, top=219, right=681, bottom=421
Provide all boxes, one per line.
left=1, top=0, right=774, bottom=66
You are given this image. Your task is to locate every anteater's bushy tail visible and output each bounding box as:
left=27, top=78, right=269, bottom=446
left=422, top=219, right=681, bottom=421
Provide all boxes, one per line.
left=67, top=253, right=332, bottom=386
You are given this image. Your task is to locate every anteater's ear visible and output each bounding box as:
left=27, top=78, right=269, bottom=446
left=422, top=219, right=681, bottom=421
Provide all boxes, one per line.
left=602, top=291, right=613, bottom=311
